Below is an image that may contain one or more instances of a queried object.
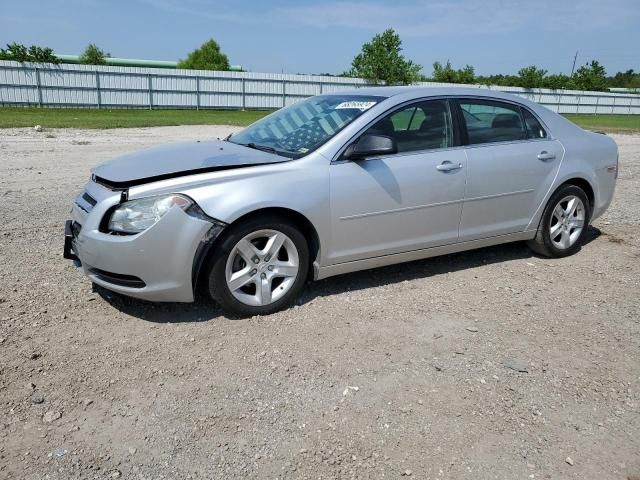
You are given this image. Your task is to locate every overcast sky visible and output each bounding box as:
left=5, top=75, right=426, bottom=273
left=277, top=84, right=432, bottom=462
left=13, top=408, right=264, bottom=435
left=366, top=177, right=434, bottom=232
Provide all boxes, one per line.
left=2, top=0, right=639, bottom=76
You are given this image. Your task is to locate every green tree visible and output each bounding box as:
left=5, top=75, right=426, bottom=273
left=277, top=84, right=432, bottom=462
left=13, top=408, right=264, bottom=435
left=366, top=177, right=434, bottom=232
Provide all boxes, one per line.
left=608, top=69, right=640, bottom=88
left=572, top=60, right=607, bottom=91
left=177, top=39, right=230, bottom=71
left=348, top=29, right=422, bottom=85
left=432, top=61, right=475, bottom=84
left=0, top=42, right=59, bottom=63
left=517, top=65, right=547, bottom=89
left=79, top=43, right=110, bottom=65
left=542, top=73, right=573, bottom=90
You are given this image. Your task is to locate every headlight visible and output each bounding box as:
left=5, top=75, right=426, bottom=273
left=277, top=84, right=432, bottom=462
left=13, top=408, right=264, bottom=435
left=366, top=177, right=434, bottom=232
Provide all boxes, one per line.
left=107, top=194, right=193, bottom=234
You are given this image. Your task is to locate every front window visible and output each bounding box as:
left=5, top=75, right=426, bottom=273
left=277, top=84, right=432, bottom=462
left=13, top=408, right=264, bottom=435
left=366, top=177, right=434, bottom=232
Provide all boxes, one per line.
left=228, top=95, right=384, bottom=158
left=362, top=99, right=454, bottom=153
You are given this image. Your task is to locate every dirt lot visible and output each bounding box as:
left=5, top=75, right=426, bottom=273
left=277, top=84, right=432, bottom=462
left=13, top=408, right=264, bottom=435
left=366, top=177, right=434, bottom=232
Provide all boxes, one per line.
left=0, top=126, right=638, bottom=480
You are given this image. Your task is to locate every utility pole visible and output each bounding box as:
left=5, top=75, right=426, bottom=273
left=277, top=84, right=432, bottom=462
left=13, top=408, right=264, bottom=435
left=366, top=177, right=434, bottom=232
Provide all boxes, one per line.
left=570, top=51, right=579, bottom=76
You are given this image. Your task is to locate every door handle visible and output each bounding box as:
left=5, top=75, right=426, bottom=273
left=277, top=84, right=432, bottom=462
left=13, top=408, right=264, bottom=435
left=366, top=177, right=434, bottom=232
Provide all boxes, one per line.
left=537, top=151, right=556, bottom=161
left=436, top=161, right=463, bottom=172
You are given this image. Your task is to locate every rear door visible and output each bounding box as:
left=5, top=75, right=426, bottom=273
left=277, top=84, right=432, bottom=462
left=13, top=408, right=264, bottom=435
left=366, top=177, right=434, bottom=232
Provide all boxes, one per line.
left=455, top=98, right=563, bottom=241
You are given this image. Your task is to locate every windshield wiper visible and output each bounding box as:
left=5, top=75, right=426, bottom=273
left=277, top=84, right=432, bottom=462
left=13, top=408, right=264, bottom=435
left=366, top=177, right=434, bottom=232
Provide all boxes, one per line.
left=243, top=142, right=277, bottom=154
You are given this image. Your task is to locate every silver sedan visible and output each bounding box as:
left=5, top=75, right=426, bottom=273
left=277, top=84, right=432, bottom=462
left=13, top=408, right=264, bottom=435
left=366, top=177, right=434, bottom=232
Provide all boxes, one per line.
left=65, top=87, right=618, bottom=315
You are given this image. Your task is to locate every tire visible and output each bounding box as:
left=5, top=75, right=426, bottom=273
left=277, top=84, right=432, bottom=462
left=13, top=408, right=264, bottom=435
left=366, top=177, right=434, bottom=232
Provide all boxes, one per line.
left=207, top=215, right=310, bottom=316
left=527, top=184, right=591, bottom=258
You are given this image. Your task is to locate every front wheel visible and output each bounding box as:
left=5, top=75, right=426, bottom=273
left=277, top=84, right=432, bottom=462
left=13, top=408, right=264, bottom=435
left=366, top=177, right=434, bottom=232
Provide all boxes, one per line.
left=527, top=184, right=591, bottom=258
left=207, top=216, right=309, bottom=316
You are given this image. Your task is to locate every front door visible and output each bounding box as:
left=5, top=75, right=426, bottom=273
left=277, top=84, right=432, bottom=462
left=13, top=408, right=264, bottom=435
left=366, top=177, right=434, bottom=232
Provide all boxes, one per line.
left=328, top=99, right=466, bottom=265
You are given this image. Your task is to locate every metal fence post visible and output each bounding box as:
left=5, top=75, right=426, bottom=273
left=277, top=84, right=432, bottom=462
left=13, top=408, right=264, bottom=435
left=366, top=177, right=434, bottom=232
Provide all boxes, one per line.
left=282, top=80, right=286, bottom=108
left=319, top=82, right=323, bottom=95
left=196, top=77, right=200, bottom=110
left=241, top=77, right=246, bottom=110
left=147, top=74, right=153, bottom=110
left=95, top=71, right=102, bottom=109
left=594, top=95, right=599, bottom=115
left=556, top=92, right=562, bottom=114
left=35, top=67, right=43, bottom=107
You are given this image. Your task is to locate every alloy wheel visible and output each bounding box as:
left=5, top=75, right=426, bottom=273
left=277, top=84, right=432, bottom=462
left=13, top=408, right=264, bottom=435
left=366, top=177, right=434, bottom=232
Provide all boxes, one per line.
left=549, top=195, right=585, bottom=250
left=224, top=229, right=300, bottom=307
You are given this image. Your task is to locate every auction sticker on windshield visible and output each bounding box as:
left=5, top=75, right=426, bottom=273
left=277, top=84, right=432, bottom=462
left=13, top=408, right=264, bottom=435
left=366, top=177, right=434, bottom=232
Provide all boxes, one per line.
left=335, top=101, right=377, bottom=111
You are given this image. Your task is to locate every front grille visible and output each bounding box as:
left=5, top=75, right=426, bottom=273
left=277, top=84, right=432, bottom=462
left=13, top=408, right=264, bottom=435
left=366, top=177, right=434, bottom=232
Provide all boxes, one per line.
left=88, top=268, right=146, bottom=289
left=75, top=191, right=97, bottom=213
left=82, top=192, right=97, bottom=207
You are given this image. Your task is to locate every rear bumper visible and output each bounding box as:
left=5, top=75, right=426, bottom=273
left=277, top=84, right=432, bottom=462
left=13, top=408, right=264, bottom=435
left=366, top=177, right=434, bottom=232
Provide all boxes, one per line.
left=65, top=204, right=219, bottom=303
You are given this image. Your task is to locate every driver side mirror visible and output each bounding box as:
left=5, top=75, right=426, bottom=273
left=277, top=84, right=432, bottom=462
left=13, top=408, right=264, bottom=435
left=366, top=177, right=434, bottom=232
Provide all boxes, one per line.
left=344, top=134, right=397, bottom=160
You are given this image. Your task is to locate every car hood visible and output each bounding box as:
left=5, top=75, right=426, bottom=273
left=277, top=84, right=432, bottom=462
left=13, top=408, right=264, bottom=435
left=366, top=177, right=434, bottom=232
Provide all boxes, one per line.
left=92, top=140, right=288, bottom=188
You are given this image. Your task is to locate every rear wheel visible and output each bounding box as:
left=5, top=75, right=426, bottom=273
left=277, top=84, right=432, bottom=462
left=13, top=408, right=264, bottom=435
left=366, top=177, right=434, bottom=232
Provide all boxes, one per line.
left=208, top=216, right=309, bottom=316
left=527, top=184, right=590, bottom=258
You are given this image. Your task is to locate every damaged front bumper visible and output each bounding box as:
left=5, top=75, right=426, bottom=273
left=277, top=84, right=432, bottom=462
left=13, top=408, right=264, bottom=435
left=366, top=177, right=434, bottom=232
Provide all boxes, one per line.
left=64, top=183, right=226, bottom=303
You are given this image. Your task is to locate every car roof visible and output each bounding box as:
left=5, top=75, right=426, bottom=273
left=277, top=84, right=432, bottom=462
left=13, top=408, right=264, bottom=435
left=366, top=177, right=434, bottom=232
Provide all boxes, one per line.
left=335, top=85, right=527, bottom=103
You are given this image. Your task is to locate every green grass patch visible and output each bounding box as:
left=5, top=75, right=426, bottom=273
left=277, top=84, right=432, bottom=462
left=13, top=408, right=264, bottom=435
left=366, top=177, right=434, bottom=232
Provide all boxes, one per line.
left=564, top=114, right=640, bottom=133
left=0, top=107, right=270, bottom=129
left=0, top=107, right=638, bottom=133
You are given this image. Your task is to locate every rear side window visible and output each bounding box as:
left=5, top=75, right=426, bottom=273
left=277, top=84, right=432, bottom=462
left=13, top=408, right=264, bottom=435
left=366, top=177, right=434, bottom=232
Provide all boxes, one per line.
left=459, top=99, right=527, bottom=145
left=522, top=108, right=547, bottom=139
left=364, top=99, right=453, bottom=153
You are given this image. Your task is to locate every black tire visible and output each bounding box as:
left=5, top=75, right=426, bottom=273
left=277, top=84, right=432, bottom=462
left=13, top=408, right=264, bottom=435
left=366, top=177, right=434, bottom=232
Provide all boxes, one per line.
left=527, top=184, right=591, bottom=258
left=207, top=215, right=310, bottom=316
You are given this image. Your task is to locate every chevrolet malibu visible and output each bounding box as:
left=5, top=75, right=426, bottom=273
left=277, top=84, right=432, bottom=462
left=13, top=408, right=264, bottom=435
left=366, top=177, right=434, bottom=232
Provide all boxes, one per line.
left=65, top=87, right=618, bottom=315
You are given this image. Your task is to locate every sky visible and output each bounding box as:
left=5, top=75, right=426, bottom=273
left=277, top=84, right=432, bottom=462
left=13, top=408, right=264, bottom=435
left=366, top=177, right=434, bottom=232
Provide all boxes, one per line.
left=1, top=0, right=639, bottom=77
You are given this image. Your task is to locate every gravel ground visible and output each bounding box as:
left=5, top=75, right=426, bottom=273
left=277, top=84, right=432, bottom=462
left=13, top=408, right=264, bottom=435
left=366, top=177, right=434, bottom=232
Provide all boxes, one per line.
left=0, top=126, right=639, bottom=480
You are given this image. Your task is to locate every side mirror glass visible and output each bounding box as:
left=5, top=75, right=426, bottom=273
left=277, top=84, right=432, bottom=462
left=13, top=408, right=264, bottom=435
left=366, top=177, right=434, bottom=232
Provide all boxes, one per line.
left=344, top=134, right=397, bottom=160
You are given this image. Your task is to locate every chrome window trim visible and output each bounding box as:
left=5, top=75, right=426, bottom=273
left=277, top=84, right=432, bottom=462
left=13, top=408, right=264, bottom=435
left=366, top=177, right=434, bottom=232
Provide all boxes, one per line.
left=331, top=94, right=554, bottom=164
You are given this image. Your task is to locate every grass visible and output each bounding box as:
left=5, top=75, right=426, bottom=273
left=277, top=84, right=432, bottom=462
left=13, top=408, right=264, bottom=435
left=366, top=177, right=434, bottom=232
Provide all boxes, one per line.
left=0, top=107, right=270, bottom=129
left=0, top=107, right=638, bottom=133
left=564, top=114, right=640, bottom=133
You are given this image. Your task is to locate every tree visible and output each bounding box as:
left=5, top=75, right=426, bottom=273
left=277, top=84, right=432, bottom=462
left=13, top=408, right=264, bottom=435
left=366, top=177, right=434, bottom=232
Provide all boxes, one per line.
left=0, top=42, right=59, bottom=64
left=432, top=61, right=475, bottom=84
left=348, top=29, right=422, bottom=85
left=517, top=65, right=547, bottom=89
left=608, top=69, right=640, bottom=89
left=178, top=39, right=230, bottom=71
left=572, top=60, right=607, bottom=91
left=542, top=73, right=573, bottom=90
left=79, top=43, right=110, bottom=65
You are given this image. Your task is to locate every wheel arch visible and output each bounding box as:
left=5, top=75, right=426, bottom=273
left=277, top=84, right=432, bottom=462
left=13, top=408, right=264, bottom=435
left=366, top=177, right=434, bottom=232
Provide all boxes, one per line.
left=557, top=177, right=595, bottom=212
left=192, top=207, right=321, bottom=297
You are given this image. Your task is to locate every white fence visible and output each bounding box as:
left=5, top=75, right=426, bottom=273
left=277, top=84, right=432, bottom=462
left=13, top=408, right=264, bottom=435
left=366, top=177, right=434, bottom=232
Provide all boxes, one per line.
left=1, top=60, right=639, bottom=114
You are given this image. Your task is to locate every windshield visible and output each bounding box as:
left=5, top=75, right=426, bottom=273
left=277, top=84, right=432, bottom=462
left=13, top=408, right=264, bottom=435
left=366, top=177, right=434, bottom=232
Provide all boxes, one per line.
left=228, top=94, right=385, bottom=158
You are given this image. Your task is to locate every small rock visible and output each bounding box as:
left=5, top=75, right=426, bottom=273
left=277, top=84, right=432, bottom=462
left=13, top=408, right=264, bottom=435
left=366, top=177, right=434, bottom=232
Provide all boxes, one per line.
left=83, top=399, right=93, bottom=407
left=342, top=386, right=359, bottom=396
left=51, top=448, right=66, bottom=457
left=402, top=469, right=413, bottom=476
left=110, top=470, right=122, bottom=478
left=31, top=391, right=45, bottom=404
left=565, top=457, right=574, bottom=466
left=128, top=446, right=137, bottom=455
left=466, top=327, right=479, bottom=333
left=34, top=125, right=43, bottom=132
left=42, top=411, right=61, bottom=423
